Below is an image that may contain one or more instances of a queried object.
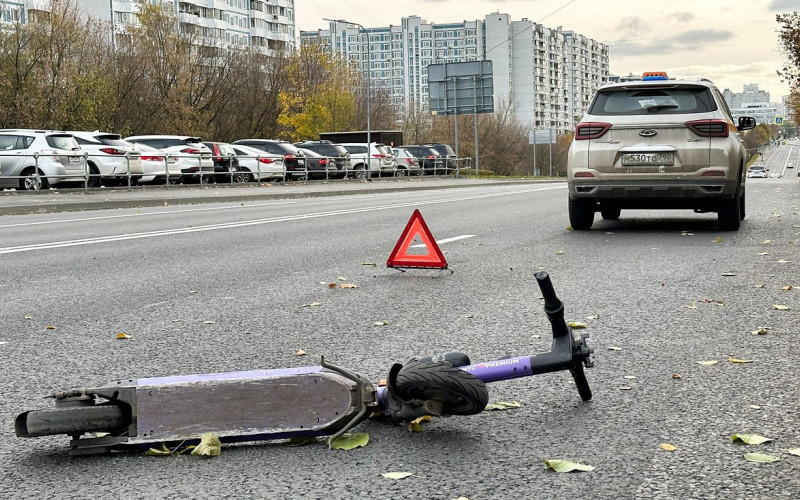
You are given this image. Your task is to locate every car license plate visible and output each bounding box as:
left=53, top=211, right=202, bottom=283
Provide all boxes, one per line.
left=68, top=156, right=81, bottom=164
left=621, top=152, right=674, bottom=166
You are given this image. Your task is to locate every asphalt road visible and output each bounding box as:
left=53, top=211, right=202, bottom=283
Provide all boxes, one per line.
left=1, top=173, right=799, bottom=499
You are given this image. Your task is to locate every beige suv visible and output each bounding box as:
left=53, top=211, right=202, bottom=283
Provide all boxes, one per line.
left=567, top=76, right=756, bottom=230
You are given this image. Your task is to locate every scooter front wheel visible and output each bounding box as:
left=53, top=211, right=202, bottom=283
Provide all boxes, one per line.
left=394, top=361, right=489, bottom=416
left=16, top=405, right=126, bottom=438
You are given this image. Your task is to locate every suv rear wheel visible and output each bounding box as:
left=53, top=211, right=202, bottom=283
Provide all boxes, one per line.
left=569, top=198, right=595, bottom=230
left=717, top=186, right=742, bottom=231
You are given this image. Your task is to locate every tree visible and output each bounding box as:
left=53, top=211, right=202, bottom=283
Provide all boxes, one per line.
left=777, top=11, right=800, bottom=120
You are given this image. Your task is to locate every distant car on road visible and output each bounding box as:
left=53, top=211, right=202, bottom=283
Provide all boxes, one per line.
left=746, top=165, right=767, bottom=178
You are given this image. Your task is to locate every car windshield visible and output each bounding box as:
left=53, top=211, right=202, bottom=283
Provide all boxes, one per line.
left=590, top=87, right=717, bottom=115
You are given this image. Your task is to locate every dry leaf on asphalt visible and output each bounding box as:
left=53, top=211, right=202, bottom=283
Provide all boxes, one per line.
left=713, top=236, right=723, bottom=243
left=698, top=360, right=719, bottom=366
left=721, top=272, right=737, bottom=277
left=660, top=443, right=677, bottom=452
left=743, top=452, right=780, bottom=463
left=729, top=356, right=755, bottom=364
left=339, top=283, right=358, bottom=289
left=751, top=327, right=770, bottom=335
left=296, top=349, right=306, bottom=356
left=609, top=346, right=623, bottom=351
left=783, top=285, right=794, bottom=291
left=484, top=401, right=522, bottom=411
left=732, top=433, right=773, bottom=445
left=408, top=415, right=432, bottom=432
left=685, top=301, right=698, bottom=309
left=568, top=321, right=588, bottom=329
left=116, top=333, right=131, bottom=340
left=773, top=305, right=791, bottom=311
left=381, top=472, right=414, bottom=480
left=544, top=459, right=595, bottom=473
left=671, top=373, right=682, bottom=380
left=191, top=433, right=221, bottom=457
left=330, top=432, right=369, bottom=450
left=785, top=448, right=800, bottom=456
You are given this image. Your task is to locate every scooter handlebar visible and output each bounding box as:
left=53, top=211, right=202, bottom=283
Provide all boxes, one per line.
left=535, top=271, right=569, bottom=338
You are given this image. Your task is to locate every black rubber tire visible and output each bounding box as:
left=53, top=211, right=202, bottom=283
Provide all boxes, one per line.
left=739, top=187, right=746, bottom=220
left=717, top=187, right=741, bottom=231
left=394, top=361, right=489, bottom=416
left=21, top=168, right=49, bottom=191
left=600, top=205, right=621, bottom=220
left=568, top=198, right=595, bottom=230
left=19, top=405, right=126, bottom=437
left=571, top=366, right=593, bottom=401
left=86, top=164, right=101, bottom=188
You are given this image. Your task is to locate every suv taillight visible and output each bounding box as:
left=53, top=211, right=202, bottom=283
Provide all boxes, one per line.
left=99, top=147, right=126, bottom=155
left=685, top=119, right=729, bottom=138
left=575, top=122, right=612, bottom=140
left=258, top=158, right=274, bottom=164
left=181, top=148, right=201, bottom=154
left=140, top=155, right=164, bottom=161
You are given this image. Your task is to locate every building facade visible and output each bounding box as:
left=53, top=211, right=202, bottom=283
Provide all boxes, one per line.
left=723, top=84, right=784, bottom=125
left=301, top=13, right=609, bottom=134
left=0, top=0, right=296, bottom=57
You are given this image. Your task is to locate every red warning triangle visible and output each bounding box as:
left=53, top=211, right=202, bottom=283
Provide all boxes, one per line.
left=387, top=209, right=448, bottom=269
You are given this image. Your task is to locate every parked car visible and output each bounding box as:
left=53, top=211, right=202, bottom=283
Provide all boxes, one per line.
left=67, top=131, right=142, bottom=187
left=232, top=139, right=306, bottom=179
left=398, top=145, right=443, bottom=174
left=340, top=142, right=397, bottom=178
left=295, top=148, right=339, bottom=180
left=293, top=140, right=350, bottom=179
left=230, top=144, right=285, bottom=181
left=422, top=143, right=457, bottom=172
left=567, top=73, right=755, bottom=231
left=746, top=165, right=767, bottom=178
left=136, top=144, right=180, bottom=184
left=0, top=130, right=84, bottom=190
left=391, top=147, right=424, bottom=175
left=124, top=135, right=214, bottom=184
left=203, top=141, right=244, bottom=183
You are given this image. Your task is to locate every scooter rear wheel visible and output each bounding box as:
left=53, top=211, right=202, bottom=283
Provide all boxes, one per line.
left=394, top=361, right=489, bottom=415
left=17, top=405, right=126, bottom=437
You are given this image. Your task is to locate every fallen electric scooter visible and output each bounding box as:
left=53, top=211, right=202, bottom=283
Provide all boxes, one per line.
left=16, top=271, right=594, bottom=455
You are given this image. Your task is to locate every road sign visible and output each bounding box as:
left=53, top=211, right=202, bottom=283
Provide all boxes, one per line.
left=528, top=129, right=557, bottom=145
left=387, top=210, right=447, bottom=269
left=428, top=61, right=494, bottom=116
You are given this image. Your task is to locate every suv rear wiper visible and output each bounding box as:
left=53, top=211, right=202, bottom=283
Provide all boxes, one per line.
left=645, top=104, right=679, bottom=112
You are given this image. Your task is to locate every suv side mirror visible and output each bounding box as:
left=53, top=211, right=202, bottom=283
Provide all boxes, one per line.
left=737, top=116, right=756, bottom=131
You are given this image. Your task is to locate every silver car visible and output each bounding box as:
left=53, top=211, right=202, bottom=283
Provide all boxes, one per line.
left=0, top=131, right=84, bottom=190
left=340, top=142, right=397, bottom=178
left=230, top=144, right=285, bottom=181
left=137, top=144, right=180, bottom=184
left=124, top=135, right=214, bottom=184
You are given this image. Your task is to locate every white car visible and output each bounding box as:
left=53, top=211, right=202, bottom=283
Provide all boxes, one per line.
left=0, top=130, right=84, bottom=190
left=746, top=165, right=767, bottom=178
left=68, top=131, right=143, bottom=187
left=136, top=144, right=180, bottom=184
left=230, top=144, right=285, bottom=181
left=340, top=142, right=397, bottom=178
left=124, top=135, right=214, bottom=183
left=392, top=147, right=423, bottom=176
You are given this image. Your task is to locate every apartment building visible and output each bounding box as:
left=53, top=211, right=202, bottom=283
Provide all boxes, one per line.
left=301, top=12, right=609, bottom=133
left=0, top=0, right=296, bottom=56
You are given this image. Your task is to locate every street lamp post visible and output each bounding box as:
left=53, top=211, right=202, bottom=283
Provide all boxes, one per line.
left=325, top=18, right=371, bottom=174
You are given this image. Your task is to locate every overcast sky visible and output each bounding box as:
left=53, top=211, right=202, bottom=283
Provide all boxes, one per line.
left=296, top=0, right=796, bottom=101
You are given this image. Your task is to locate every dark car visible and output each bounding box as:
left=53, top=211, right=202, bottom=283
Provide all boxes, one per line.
left=398, top=145, right=443, bottom=174
left=293, top=140, right=350, bottom=178
left=203, top=141, right=245, bottom=183
left=422, top=143, right=457, bottom=172
left=232, top=139, right=306, bottom=178
left=295, top=147, right=338, bottom=180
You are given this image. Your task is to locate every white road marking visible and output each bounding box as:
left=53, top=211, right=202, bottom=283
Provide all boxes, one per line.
left=0, top=185, right=565, bottom=254
left=411, top=234, right=476, bottom=248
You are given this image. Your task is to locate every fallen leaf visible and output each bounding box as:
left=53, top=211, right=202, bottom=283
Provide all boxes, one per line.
left=328, top=283, right=337, bottom=288
left=721, top=272, right=737, bottom=277
left=624, top=375, right=636, bottom=379
left=751, top=327, right=770, bottom=335
left=586, top=314, right=600, bottom=320
left=773, top=305, right=790, bottom=311
left=749, top=405, right=762, bottom=410
left=408, top=415, right=432, bottom=432
left=301, top=302, right=322, bottom=308
left=361, top=262, right=377, bottom=266
left=732, top=433, right=773, bottom=445
left=381, top=472, right=414, bottom=480
left=698, top=360, right=719, bottom=366
left=785, top=448, right=800, bottom=456
left=660, top=443, right=677, bottom=452
left=713, top=236, right=723, bottom=243
left=337, top=275, right=348, bottom=281
left=44, top=325, right=56, bottom=330
left=753, top=284, right=765, bottom=288
left=609, top=346, right=623, bottom=351
left=743, top=452, right=780, bottom=463
left=544, top=459, right=595, bottom=473
left=189, top=290, right=197, bottom=294
left=531, top=334, right=541, bottom=339
left=331, top=432, right=369, bottom=450
left=729, top=356, right=754, bottom=364
left=777, top=259, right=792, bottom=264
left=202, top=320, right=215, bottom=325
left=116, top=333, right=131, bottom=340
left=145, top=443, right=173, bottom=457
left=783, top=285, right=794, bottom=291
left=671, top=373, right=682, bottom=380
left=24, top=315, right=32, bottom=320
left=685, top=301, right=698, bottom=309
left=568, top=321, right=588, bottom=329
left=340, top=283, right=358, bottom=289
left=758, top=252, right=769, bottom=256
left=373, top=321, right=389, bottom=326
left=296, top=349, right=306, bottom=356
left=283, top=437, right=318, bottom=447
left=763, top=240, right=773, bottom=245
left=620, top=386, right=632, bottom=391
left=556, top=250, right=565, bottom=255
left=191, top=433, right=221, bottom=457
left=484, top=401, right=522, bottom=411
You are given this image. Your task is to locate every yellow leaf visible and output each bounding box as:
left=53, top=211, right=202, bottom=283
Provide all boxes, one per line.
left=191, top=433, right=221, bottom=457
left=751, top=327, right=769, bottom=335
left=748, top=405, right=761, bottom=410
left=568, top=321, right=588, bottom=329
left=145, top=443, right=173, bottom=457
left=408, top=415, right=432, bottom=432
left=116, top=333, right=131, bottom=340
left=729, top=356, right=754, bottom=364
left=698, top=360, right=718, bottom=366
left=773, top=305, right=790, bottom=311
left=713, top=236, right=723, bottom=243
left=331, top=432, right=369, bottom=450
left=660, top=443, right=677, bottom=452
left=785, top=448, right=800, bottom=456
left=381, top=472, right=414, bottom=479
left=732, top=433, right=773, bottom=445
left=556, top=250, right=565, bottom=255
left=296, top=349, right=306, bottom=356
left=24, top=315, right=32, bottom=320
left=339, top=283, right=358, bottom=289
left=544, top=459, right=595, bottom=472
left=485, top=401, right=522, bottom=411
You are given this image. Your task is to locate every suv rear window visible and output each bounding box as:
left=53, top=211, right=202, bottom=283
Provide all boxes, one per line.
left=589, top=87, right=717, bottom=115
left=46, top=135, right=80, bottom=150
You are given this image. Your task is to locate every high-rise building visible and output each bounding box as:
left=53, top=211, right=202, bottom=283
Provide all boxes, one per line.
left=723, top=84, right=784, bottom=125
left=0, top=0, right=296, bottom=56
left=301, top=13, right=609, bottom=133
